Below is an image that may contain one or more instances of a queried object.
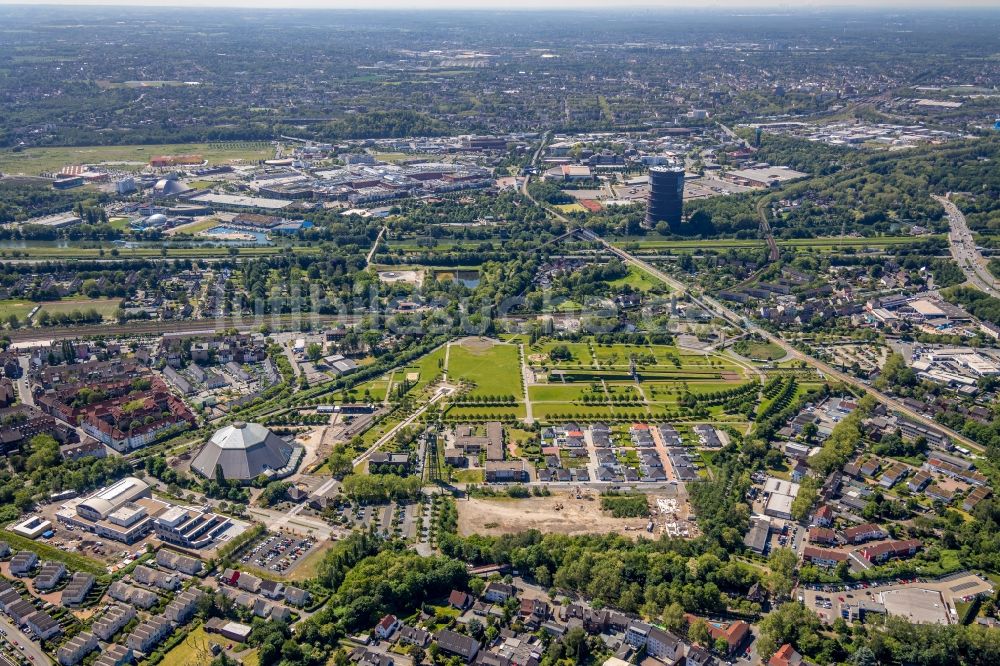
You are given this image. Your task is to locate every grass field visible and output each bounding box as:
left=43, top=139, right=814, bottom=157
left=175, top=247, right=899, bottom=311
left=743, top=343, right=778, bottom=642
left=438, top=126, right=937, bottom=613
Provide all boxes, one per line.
left=405, top=345, right=448, bottom=394
left=161, top=625, right=216, bottom=666
left=334, top=378, right=388, bottom=404
left=38, top=297, right=121, bottom=317
left=0, top=297, right=120, bottom=323
left=448, top=339, right=523, bottom=398
left=554, top=203, right=588, bottom=214
left=0, top=141, right=273, bottom=176
left=446, top=405, right=526, bottom=419
left=607, top=265, right=665, bottom=292
left=735, top=339, right=786, bottom=361
left=0, top=299, right=35, bottom=321
left=520, top=338, right=752, bottom=422
left=284, top=539, right=336, bottom=582
left=529, top=384, right=596, bottom=403
left=165, top=217, right=224, bottom=236
left=160, top=624, right=258, bottom=666
left=527, top=341, right=594, bottom=367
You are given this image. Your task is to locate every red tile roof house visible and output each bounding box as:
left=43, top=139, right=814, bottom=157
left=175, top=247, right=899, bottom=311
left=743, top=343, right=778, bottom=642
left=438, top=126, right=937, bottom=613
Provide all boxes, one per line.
left=685, top=614, right=751, bottom=655
left=375, top=614, right=399, bottom=639
left=842, top=523, right=887, bottom=544
left=859, top=539, right=921, bottom=564
left=803, top=546, right=849, bottom=568
left=768, top=643, right=803, bottom=666
left=811, top=504, right=834, bottom=527
left=808, top=527, right=838, bottom=546
left=448, top=589, right=471, bottom=610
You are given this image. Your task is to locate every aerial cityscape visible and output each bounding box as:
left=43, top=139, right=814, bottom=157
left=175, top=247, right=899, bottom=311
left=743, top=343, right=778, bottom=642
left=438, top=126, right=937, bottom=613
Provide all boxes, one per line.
left=0, top=4, right=999, bottom=666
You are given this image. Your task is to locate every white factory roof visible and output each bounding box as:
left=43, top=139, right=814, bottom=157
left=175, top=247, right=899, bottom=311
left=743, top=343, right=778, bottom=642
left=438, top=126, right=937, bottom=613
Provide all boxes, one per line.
left=908, top=299, right=946, bottom=317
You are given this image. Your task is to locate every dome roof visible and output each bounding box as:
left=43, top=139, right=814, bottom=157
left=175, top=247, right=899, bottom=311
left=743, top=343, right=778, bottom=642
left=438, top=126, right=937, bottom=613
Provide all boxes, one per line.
left=153, top=178, right=189, bottom=196
left=146, top=213, right=168, bottom=225
left=192, top=422, right=299, bottom=481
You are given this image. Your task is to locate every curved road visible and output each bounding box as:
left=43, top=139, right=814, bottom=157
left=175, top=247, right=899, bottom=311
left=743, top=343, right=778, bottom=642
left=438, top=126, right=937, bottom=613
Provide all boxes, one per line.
left=934, top=194, right=1000, bottom=298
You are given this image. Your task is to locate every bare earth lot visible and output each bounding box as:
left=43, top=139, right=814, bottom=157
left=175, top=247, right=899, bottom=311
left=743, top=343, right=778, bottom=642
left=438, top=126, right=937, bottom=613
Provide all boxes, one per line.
left=457, top=493, right=649, bottom=537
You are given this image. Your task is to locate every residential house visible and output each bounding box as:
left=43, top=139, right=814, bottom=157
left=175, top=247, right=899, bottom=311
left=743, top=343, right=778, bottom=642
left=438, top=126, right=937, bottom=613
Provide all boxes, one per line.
left=57, top=632, right=98, bottom=666
left=842, top=524, right=887, bottom=545
left=34, top=561, right=66, bottom=590
left=93, top=603, right=136, bottom=641
left=132, top=564, right=179, bottom=591
left=808, top=527, right=837, bottom=546
left=25, top=611, right=62, bottom=640
left=435, top=629, right=480, bottom=662
left=259, top=579, right=285, bottom=600
left=376, top=614, right=400, bottom=640
left=768, top=644, right=802, bottom=666
left=860, top=539, right=921, bottom=564
left=397, top=625, right=430, bottom=648
left=164, top=588, right=204, bottom=624
left=449, top=589, right=472, bottom=610
left=108, top=580, right=159, bottom=609
left=156, top=549, right=203, bottom=576
left=803, top=546, right=849, bottom=568
left=126, top=615, right=173, bottom=654
left=61, top=572, right=95, bottom=606
left=9, top=550, right=38, bottom=575
left=284, top=585, right=311, bottom=607
left=879, top=463, right=909, bottom=489
left=483, top=582, right=516, bottom=603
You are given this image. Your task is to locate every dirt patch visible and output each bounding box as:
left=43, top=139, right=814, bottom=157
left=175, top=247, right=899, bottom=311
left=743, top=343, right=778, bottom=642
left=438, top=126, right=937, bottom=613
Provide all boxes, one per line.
left=457, top=336, right=496, bottom=353
left=457, top=492, right=651, bottom=538
left=378, top=269, right=422, bottom=286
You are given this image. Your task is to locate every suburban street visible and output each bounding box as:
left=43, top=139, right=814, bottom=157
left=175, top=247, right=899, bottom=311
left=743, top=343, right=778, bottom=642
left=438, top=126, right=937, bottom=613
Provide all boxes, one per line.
left=15, top=356, right=32, bottom=406
left=0, top=615, right=50, bottom=665
left=934, top=194, right=1000, bottom=298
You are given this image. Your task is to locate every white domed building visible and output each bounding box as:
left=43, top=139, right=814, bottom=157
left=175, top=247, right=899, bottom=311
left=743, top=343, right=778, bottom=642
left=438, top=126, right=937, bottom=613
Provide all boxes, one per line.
left=191, top=422, right=302, bottom=482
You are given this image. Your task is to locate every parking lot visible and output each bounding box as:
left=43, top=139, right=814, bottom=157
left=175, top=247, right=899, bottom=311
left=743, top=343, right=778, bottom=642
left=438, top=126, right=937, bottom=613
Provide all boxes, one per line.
left=334, top=500, right=419, bottom=541
left=798, top=572, right=993, bottom=626
left=240, top=533, right=317, bottom=575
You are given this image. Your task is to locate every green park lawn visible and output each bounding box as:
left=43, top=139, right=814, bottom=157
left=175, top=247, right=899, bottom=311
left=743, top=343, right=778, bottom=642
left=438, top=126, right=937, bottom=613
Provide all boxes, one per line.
left=447, top=340, right=523, bottom=398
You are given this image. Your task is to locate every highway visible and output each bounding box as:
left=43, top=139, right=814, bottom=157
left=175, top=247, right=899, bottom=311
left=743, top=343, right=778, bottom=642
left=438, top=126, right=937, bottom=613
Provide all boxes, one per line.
left=934, top=194, right=1000, bottom=298
left=756, top=197, right=780, bottom=263
left=583, top=229, right=984, bottom=452
left=717, top=122, right=749, bottom=148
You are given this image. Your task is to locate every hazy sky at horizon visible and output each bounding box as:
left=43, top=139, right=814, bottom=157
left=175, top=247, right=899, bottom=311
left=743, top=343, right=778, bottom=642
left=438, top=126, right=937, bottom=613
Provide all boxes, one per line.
left=1, top=0, right=998, bottom=8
